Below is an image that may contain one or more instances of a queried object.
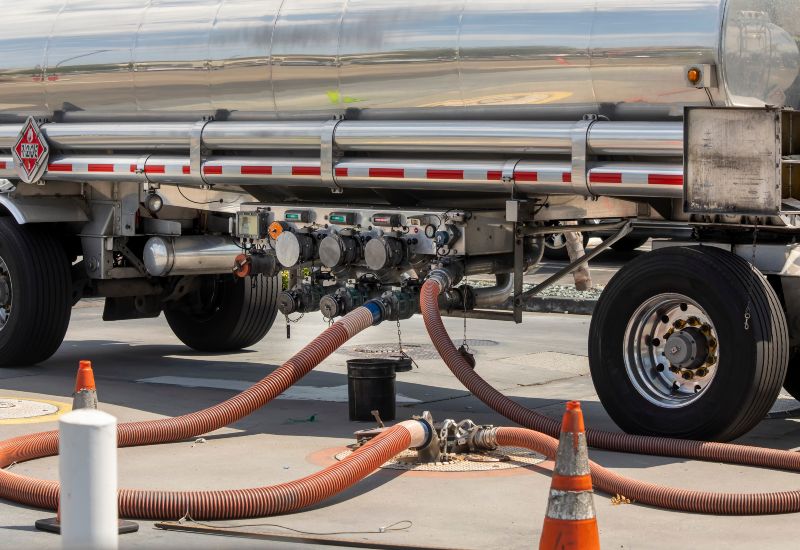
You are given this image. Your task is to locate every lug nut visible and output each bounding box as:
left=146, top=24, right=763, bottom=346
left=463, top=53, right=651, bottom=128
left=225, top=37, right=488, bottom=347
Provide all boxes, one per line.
left=706, top=355, right=717, bottom=365
left=681, top=370, right=694, bottom=380
left=673, top=319, right=687, bottom=329
left=669, top=365, right=680, bottom=373
left=687, top=316, right=700, bottom=326
left=708, top=338, right=718, bottom=350
left=696, top=367, right=709, bottom=377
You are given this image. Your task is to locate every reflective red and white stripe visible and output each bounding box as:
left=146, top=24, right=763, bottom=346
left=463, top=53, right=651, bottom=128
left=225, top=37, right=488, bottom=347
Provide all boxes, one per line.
left=0, top=155, right=683, bottom=198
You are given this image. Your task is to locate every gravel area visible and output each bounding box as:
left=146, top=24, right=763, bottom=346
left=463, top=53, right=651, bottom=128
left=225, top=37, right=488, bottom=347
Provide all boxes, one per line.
left=471, top=280, right=604, bottom=301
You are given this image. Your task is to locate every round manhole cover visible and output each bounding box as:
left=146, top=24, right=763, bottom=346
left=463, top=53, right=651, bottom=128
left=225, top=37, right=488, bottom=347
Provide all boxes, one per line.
left=0, top=398, right=62, bottom=421
left=339, top=340, right=498, bottom=361
left=334, top=446, right=545, bottom=472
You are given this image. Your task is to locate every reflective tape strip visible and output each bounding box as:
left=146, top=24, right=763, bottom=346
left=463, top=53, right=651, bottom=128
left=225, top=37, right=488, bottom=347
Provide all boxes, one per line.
left=649, top=174, right=683, bottom=186
left=427, top=169, right=463, bottom=180
left=589, top=172, right=622, bottom=184
left=487, top=170, right=503, bottom=181
left=47, top=164, right=72, bottom=172
left=87, top=164, right=114, bottom=173
left=272, top=164, right=293, bottom=177
left=554, top=432, right=590, bottom=476
left=241, top=165, right=272, bottom=176
left=545, top=490, right=597, bottom=521
left=203, top=165, right=223, bottom=176
left=0, top=162, right=6, bottom=169
left=182, top=165, right=191, bottom=175
left=515, top=171, right=538, bottom=182
left=144, top=165, right=165, bottom=174
left=369, top=167, right=404, bottom=178
left=335, top=167, right=349, bottom=177
left=293, top=166, right=321, bottom=177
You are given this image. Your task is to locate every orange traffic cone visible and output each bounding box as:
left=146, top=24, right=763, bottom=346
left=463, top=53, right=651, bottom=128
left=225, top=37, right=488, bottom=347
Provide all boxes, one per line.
left=72, top=360, right=98, bottom=410
left=539, top=401, right=600, bottom=550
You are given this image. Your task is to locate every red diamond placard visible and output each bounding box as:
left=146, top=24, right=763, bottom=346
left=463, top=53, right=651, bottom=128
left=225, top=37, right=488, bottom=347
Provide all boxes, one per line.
left=12, top=117, right=49, bottom=184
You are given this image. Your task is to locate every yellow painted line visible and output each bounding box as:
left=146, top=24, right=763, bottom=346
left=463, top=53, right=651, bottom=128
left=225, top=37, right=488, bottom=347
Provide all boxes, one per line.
left=0, top=397, right=72, bottom=425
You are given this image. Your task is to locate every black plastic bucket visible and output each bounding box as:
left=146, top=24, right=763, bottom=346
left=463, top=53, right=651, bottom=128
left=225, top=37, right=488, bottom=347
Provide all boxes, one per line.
left=347, top=358, right=397, bottom=422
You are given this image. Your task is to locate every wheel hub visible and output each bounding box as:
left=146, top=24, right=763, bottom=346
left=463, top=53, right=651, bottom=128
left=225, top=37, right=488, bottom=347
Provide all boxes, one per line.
left=664, top=327, right=708, bottom=370
left=624, top=294, right=720, bottom=408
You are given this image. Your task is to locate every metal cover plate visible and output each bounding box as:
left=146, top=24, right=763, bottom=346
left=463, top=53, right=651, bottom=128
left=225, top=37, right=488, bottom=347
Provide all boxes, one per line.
left=0, top=398, right=58, bottom=420
left=684, top=108, right=782, bottom=216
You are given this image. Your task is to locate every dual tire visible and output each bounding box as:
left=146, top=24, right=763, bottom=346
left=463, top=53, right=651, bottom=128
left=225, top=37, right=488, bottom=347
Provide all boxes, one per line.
left=164, top=274, right=280, bottom=353
left=590, top=245, right=788, bottom=441
left=0, top=217, right=279, bottom=365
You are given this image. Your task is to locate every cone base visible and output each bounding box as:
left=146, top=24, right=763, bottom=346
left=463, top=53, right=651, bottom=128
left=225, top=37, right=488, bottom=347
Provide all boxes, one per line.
left=34, top=517, right=140, bottom=535
left=539, top=517, right=600, bottom=550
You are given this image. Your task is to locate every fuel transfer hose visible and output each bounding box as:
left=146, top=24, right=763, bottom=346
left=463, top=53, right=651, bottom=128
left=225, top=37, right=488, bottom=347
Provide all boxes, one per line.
left=0, top=304, right=430, bottom=520
left=421, top=278, right=800, bottom=514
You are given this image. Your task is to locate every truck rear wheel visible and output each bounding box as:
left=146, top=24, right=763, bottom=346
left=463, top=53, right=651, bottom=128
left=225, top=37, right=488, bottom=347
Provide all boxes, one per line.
left=164, top=274, right=280, bottom=352
left=589, top=245, right=788, bottom=441
left=0, top=218, right=72, bottom=366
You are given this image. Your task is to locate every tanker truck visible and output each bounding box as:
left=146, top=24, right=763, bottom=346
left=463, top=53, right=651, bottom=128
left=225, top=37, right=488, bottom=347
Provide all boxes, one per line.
left=0, top=0, right=798, bottom=442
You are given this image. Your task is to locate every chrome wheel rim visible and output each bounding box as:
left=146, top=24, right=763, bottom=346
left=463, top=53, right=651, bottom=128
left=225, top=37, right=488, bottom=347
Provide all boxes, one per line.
left=0, top=256, right=11, bottom=331
left=623, top=293, right=719, bottom=409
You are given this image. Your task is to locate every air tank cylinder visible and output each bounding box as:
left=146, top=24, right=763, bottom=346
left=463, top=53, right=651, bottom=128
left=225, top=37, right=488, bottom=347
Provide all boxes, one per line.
left=143, top=236, right=242, bottom=277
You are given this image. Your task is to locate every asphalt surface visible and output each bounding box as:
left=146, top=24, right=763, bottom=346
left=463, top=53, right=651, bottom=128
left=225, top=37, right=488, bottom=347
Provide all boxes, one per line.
left=2, top=242, right=800, bottom=549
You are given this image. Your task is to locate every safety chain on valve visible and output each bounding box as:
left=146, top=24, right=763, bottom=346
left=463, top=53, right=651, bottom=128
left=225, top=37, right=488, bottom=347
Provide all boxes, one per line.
left=394, top=317, right=419, bottom=370
left=743, top=221, right=759, bottom=331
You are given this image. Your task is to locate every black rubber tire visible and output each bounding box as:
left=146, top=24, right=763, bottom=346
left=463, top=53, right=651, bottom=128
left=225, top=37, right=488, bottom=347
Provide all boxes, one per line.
left=543, top=229, right=590, bottom=261
left=589, top=246, right=788, bottom=441
left=609, top=235, right=649, bottom=253
left=164, top=274, right=280, bottom=352
left=0, top=218, right=72, bottom=366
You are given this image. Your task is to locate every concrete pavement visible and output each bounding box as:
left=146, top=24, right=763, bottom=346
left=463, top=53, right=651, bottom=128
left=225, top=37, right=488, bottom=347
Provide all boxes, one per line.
left=2, top=258, right=800, bottom=548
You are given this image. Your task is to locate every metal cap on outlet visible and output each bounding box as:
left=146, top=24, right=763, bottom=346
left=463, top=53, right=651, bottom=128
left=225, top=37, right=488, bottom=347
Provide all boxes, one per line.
left=319, top=235, right=359, bottom=268
left=276, top=232, right=315, bottom=268
left=365, top=237, right=405, bottom=271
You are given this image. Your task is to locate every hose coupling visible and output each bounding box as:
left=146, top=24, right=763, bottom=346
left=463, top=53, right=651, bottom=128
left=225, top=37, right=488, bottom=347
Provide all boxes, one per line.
left=411, top=411, right=441, bottom=463
left=365, top=290, right=418, bottom=324
left=427, top=264, right=464, bottom=294
left=469, top=425, right=499, bottom=451
left=438, top=285, right=476, bottom=312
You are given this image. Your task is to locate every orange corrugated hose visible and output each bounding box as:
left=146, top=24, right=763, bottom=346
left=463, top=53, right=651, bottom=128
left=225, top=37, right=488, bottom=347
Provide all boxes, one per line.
left=421, top=278, right=800, bottom=515
left=0, top=306, right=427, bottom=520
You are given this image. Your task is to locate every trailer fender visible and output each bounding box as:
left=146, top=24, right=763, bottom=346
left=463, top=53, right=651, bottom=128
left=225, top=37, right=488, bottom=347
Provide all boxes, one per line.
left=0, top=194, right=88, bottom=224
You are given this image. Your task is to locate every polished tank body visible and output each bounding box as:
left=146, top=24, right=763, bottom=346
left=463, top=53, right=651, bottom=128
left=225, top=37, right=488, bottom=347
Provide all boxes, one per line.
left=0, top=0, right=798, bottom=123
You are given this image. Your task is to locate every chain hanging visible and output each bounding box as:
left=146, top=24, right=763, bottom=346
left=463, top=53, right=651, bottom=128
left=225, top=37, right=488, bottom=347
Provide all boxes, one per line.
left=461, top=275, right=470, bottom=353
left=395, top=316, right=419, bottom=369
left=284, top=313, right=304, bottom=339
left=743, top=221, right=759, bottom=331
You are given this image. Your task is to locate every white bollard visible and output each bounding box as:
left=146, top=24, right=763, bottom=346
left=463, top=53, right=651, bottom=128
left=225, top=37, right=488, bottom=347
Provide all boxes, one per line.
left=59, top=409, right=118, bottom=550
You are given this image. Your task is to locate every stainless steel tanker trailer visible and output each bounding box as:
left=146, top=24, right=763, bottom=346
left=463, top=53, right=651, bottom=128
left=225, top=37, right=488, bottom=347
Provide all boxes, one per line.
left=0, top=0, right=798, bottom=442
